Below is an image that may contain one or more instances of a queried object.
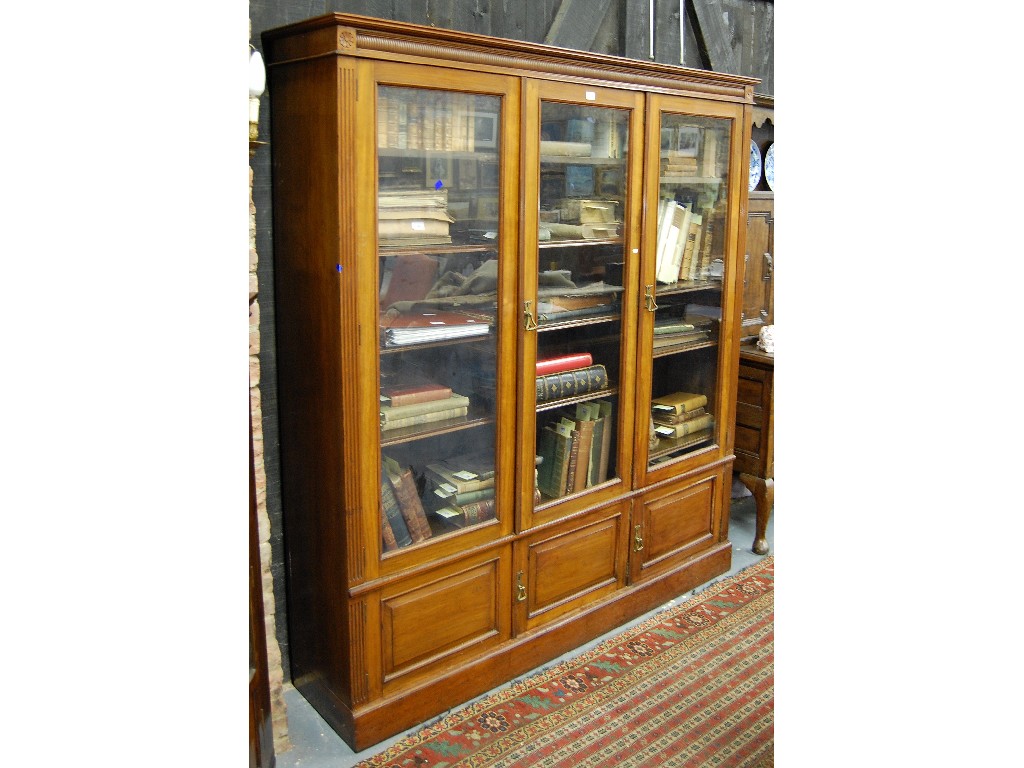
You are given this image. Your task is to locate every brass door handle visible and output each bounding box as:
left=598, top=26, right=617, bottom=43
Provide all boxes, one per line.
left=515, top=570, right=527, bottom=602
left=523, top=300, right=538, bottom=331
left=633, top=525, right=644, bottom=552
left=644, top=284, right=659, bottom=312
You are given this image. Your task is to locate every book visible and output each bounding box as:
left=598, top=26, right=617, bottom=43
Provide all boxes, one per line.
left=382, top=383, right=453, bottom=407
left=536, top=364, right=609, bottom=403
left=657, top=203, right=691, bottom=284
left=594, top=399, right=613, bottom=484
left=379, top=406, right=468, bottom=432
left=383, top=457, right=432, bottom=544
left=425, top=454, right=496, bottom=495
left=653, top=199, right=674, bottom=282
left=652, top=329, right=711, bottom=349
left=453, top=487, right=495, bottom=506
left=380, top=394, right=471, bottom=426
left=539, top=140, right=592, bottom=156
left=380, top=463, right=413, bottom=548
left=653, top=321, right=696, bottom=335
left=546, top=295, right=611, bottom=311
left=435, top=497, right=497, bottom=529
left=537, top=421, right=573, bottom=499
left=571, top=407, right=596, bottom=493
left=653, top=406, right=707, bottom=424
left=679, top=213, right=702, bottom=281
left=380, top=310, right=490, bottom=346
left=685, top=214, right=704, bottom=280
left=536, top=352, right=594, bottom=377
left=563, top=418, right=582, bottom=495
left=651, top=391, right=708, bottom=415
left=653, top=413, right=714, bottom=438
left=381, top=506, right=398, bottom=552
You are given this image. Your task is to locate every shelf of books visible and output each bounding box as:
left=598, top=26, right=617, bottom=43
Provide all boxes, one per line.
left=376, top=83, right=508, bottom=552
left=643, top=111, right=730, bottom=470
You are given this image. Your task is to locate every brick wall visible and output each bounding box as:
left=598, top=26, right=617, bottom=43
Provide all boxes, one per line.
left=250, top=161, right=290, bottom=754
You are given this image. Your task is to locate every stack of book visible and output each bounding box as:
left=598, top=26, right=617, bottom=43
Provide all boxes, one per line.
left=380, top=382, right=470, bottom=432
left=536, top=400, right=614, bottom=500
left=378, top=189, right=454, bottom=247
left=380, top=310, right=490, bottom=347
left=660, top=152, right=699, bottom=178
left=535, top=353, right=609, bottom=403
left=652, top=315, right=715, bottom=350
left=424, top=452, right=497, bottom=529
left=650, top=391, right=714, bottom=445
left=380, top=455, right=434, bottom=552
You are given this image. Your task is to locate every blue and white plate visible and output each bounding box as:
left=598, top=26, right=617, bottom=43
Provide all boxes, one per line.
left=764, top=142, right=774, bottom=191
left=748, top=140, right=761, bottom=192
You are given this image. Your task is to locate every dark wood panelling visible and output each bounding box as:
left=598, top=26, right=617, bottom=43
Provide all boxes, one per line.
left=545, top=0, right=614, bottom=51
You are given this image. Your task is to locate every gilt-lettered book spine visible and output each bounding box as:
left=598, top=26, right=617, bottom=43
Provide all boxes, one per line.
left=391, top=469, right=432, bottom=543
left=381, top=467, right=412, bottom=547
left=536, top=364, right=608, bottom=402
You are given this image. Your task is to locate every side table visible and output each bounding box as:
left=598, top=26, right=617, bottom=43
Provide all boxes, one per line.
left=734, top=345, right=774, bottom=554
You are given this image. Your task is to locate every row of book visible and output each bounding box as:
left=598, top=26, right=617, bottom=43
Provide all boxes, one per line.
left=380, top=456, right=434, bottom=551
left=541, top=117, right=623, bottom=159
left=650, top=391, right=714, bottom=445
left=378, top=90, right=484, bottom=153
left=380, top=382, right=470, bottom=432
left=654, top=199, right=719, bottom=284
left=537, top=400, right=614, bottom=500
left=378, top=188, right=454, bottom=247
left=535, top=352, right=609, bottom=403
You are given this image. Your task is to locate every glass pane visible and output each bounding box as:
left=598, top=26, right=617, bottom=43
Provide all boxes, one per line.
left=533, top=102, right=630, bottom=508
left=647, top=114, right=730, bottom=468
left=376, top=85, right=503, bottom=552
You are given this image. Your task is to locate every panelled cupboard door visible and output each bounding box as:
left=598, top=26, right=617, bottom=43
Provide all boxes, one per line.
left=633, top=94, right=749, bottom=488
left=518, top=79, right=643, bottom=531
left=379, top=545, right=512, bottom=696
left=512, top=500, right=629, bottom=634
left=366, top=61, right=522, bottom=577
left=628, top=467, right=727, bottom=585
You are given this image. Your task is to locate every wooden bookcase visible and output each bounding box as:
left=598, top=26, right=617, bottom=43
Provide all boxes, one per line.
left=262, top=13, right=756, bottom=751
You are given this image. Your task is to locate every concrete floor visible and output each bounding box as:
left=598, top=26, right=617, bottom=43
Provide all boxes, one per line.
left=273, top=485, right=774, bottom=768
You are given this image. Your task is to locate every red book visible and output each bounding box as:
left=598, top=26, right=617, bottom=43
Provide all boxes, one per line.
left=384, top=383, right=453, bottom=407
left=536, top=352, right=593, bottom=376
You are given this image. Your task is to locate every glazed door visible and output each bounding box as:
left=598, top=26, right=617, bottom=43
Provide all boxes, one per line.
left=517, top=79, right=643, bottom=530
left=368, top=62, right=521, bottom=571
left=634, top=95, right=747, bottom=487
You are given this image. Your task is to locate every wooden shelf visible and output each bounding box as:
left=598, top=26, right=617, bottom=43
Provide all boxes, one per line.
left=380, top=413, right=493, bottom=447
left=651, top=339, right=717, bottom=358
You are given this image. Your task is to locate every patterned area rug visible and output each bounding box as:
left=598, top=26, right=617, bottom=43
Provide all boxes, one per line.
left=358, top=556, right=774, bottom=767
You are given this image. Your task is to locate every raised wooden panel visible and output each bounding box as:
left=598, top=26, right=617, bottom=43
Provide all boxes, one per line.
left=741, top=196, right=774, bottom=341
left=646, top=480, right=714, bottom=559
left=631, top=470, right=725, bottom=584
left=735, top=401, right=762, bottom=428
left=734, top=424, right=761, bottom=457
left=381, top=551, right=508, bottom=686
left=516, top=505, right=627, bottom=632
left=737, top=377, right=763, bottom=405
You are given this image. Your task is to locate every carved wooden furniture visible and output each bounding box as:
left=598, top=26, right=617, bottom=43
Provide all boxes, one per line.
left=734, top=345, right=774, bottom=554
left=740, top=94, right=774, bottom=343
left=263, top=13, right=755, bottom=750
